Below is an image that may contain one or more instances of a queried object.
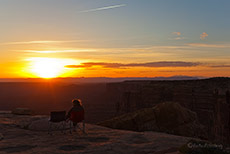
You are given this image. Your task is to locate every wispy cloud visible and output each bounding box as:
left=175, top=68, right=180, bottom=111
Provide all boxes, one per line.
left=66, top=61, right=230, bottom=70
left=209, top=65, right=230, bottom=68
left=79, top=4, right=126, bottom=13
left=172, top=32, right=181, bottom=36
left=0, top=40, right=88, bottom=45
left=66, top=61, right=201, bottom=69
left=188, top=43, right=230, bottom=48
left=170, top=37, right=185, bottom=40
left=170, top=32, right=185, bottom=40
left=200, top=32, right=208, bottom=40
left=20, top=49, right=97, bottom=53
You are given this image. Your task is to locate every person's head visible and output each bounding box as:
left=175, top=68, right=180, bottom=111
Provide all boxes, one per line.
left=72, top=98, right=82, bottom=106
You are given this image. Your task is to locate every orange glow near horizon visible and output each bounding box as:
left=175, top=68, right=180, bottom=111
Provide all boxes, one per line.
left=1, top=59, right=229, bottom=79
left=24, top=57, right=81, bottom=79
left=0, top=52, right=230, bottom=78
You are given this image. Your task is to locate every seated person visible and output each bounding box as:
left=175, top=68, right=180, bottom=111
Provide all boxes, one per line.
left=66, top=98, right=85, bottom=131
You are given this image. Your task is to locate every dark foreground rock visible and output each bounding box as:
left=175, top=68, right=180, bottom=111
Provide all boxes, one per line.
left=11, top=108, right=33, bottom=115
left=0, top=133, right=3, bottom=140
left=0, top=112, right=194, bottom=154
left=99, top=102, right=206, bottom=139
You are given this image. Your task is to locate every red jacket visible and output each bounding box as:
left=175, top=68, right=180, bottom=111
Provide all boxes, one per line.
left=69, top=110, right=85, bottom=123
left=67, top=105, right=84, bottom=123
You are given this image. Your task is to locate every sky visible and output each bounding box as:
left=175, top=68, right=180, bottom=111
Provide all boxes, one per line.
left=0, top=0, right=230, bottom=78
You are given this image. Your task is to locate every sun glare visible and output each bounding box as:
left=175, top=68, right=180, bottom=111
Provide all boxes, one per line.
left=26, top=57, right=79, bottom=78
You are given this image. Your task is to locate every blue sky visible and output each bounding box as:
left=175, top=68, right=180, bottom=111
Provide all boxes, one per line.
left=1, top=0, right=230, bottom=45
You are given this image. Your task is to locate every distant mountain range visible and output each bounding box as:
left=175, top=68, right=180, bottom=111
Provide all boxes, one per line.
left=0, top=76, right=205, bottom=83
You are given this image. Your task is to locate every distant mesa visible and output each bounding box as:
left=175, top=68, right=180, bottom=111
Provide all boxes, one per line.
left=0, top=75, right=203, bottom=83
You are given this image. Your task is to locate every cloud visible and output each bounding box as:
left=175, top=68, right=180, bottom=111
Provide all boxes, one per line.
left=20, top=49, right=97, bottom=53
left=66, top=61, right=201, bottom=69
left=200, top=32, right=208, bottom=40
left=135, top=45, right=191, bottom=50
left=67, top=63, right=123, bottom=68
left=23, top=45, right=191, bottom=54
left=209, top=65, right=230, bottom=68
left=79, top=4, right=126, bottom=13
left=170, top=32, right=185, bottom=40
left=170, top=37, right=185, bottom=40
left=172, top=32, right=181, bottom=36
left=188, top=43, right=230, bottom=48
left=0, top=40, right=88, bottom=45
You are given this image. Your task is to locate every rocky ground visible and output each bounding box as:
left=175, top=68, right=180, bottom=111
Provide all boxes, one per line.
left=0, top=112, right=194, bottom=154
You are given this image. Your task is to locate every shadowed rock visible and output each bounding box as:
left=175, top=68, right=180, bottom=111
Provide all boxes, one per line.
left=0, top=112, right=197, bottom=153
left=99, top=102, right=206, bottom=138
left=0, top=145, right=36, bottom=153
left=0, top=133, right=3, bottom=140
left=84, top=136, right=110, bottom=142
left=58, top=145, right=86, bottom=151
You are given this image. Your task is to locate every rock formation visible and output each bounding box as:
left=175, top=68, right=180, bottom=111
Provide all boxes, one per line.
left=0, top=112, right=193, bottom=154
left=106, top=77, right=230, bottom=143
left=99, top=102, right=206, bottom=138
left=11, top=108, right=33, bottom=115
left=0, top=133, right=3, bottom=141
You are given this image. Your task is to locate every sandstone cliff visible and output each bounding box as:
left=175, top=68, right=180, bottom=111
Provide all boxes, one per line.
left=106, top=77, right=230, bottom=143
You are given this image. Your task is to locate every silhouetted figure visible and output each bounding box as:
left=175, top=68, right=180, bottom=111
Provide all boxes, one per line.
left=66, top=99, right=85, bottom=132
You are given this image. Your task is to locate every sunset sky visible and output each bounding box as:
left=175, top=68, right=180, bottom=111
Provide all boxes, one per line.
left=0, top=0, right=230, bottom=78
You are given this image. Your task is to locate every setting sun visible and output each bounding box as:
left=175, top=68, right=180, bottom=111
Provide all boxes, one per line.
left=26, top=57, right=79, bottom=78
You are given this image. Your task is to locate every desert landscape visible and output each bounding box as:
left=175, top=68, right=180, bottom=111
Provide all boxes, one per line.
left=1, top=77, right=230, bottom=153
left=0, top=111, right=194, bottom=154
left=1, top=0, right=230, bottom=153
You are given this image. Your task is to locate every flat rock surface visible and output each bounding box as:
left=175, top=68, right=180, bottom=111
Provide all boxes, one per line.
left=0, top=113, right=192, bottom=154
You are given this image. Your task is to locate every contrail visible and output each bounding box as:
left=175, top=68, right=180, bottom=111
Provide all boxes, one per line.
left=80, top=4, right=126, bottom=13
